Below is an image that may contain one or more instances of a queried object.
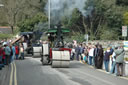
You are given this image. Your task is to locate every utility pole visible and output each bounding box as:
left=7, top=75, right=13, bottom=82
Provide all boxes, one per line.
left=48, top=0, right=51, bottom=29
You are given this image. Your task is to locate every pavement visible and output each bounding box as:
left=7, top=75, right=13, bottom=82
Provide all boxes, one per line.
left=1, top=57, right=128, bottom=85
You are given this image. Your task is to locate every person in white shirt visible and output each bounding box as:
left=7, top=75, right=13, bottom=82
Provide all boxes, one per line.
left=71, top=46, right=75, bottom=60
left=20, top=43, right=24, bottom=60
left=89, top=46, right=94, bottom=65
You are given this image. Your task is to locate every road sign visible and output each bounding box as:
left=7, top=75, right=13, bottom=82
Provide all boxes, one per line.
left=122, top=26, right=127, bottom=37
left=124, top=41, right=128, bottom=51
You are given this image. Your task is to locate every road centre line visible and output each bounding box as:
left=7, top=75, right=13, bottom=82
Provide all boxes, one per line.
left=14, top=62, right=18, bottom=85
left=9, top=63, right=13, bottom=85
left=9, top=62, right=18, bottom=85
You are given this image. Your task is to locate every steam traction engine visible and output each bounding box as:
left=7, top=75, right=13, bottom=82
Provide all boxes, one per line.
left=41, top=24, right=71, bottom=68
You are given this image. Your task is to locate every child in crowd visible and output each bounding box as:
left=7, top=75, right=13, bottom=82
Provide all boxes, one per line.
left=15, top=44, right=19, bottom=60
left=20, top=44, right=24, bottom=60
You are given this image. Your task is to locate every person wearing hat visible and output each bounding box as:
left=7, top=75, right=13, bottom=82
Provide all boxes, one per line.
left=114, top=45, right=125, bottom=76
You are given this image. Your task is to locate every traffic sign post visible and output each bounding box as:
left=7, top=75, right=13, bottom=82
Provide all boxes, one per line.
left=84, top=34, right=89, bottom=44
left=122, top=26, right=127, bottom=40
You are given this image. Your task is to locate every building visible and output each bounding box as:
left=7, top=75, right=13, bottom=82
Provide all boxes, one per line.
left=0, top=26, right=12, bottom=34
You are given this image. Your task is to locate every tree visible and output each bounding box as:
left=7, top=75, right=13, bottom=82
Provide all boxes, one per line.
left=18, top=13, right=48, bottom=32
left=83, top=0, right=124, bottom=40
left=62, top=0, right=120, bottom=40
left=0, top=0, right=47, bottom=33
left=123, top=12, right=128, bottom=25
left=0, top=34, right=13, bottom=40
left=62, top=8, right=85, bottom=35
left=83, top=0, right=111, bottom=39
left=116, top=0, right=128, bottom=5
left=1, top=0, right=26, bottom=34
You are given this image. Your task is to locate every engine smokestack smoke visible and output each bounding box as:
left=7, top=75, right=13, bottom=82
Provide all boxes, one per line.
left=45, top=0, right=87, bottom=25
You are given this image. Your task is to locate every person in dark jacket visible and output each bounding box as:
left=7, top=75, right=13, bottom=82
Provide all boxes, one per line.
left=104, top=47, right=111, bottom=72
left=96, top=45, right=104, bottom=69
left=94, top=45, right=99, bottom=67
left=2, top=47, right=6, bottom=65
left=71, top=46, right=75, bottom=60
left=110, top=46, right=114, bottom=55
left=75, top=45, right=80, bottom=61
left=0, top=43, right=3, bottom=70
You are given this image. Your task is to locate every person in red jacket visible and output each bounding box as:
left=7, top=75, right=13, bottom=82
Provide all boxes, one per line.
left=0, top=43, right=3, bottom=70
left=15, top=44, right=19, bottom=60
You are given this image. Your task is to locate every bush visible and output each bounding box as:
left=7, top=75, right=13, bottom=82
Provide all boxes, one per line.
left=125, top=57, right=128, bottom=61
left=0, top=34, right=13, bottom=40
left=99, top=27, right=119, bottom=40
left=71, top=33, right=85, bottom=43
left=17, top=13, right=48, bottom=32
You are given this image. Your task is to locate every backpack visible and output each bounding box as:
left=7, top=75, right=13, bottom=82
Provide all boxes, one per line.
left=5, top=46, right=11, bottom=56
left=10, top=47, right=13, bottom=56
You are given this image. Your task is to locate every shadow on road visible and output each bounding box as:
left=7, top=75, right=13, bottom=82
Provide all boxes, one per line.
left=69, top=61, right=85, bottom=68
left=71, top=77, right=91, bottom=85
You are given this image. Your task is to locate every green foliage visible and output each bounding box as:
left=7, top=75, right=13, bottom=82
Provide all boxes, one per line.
left=62, top=8, right=84, bottom=34
left=0, top=34, right=13, bottom=40
left=83, top=0, right=124, bottom=40
left=1, top=0, right=128, bottom=40
left=71, top=33, right=84, bottom=43
left=107, top=13, right=123, bottom=28
left=18, top=13, right=48, bottom=32
left=124, top=57, right=128, bottom=61
left=116, top=0, right=128, bottom=5
left=123, top=12, right=128, bottom=25
left=99, top=26, right=119, bottom=40
left=70, top=8, right=81, bottom=25
left=0, top=0, right=47, bottom=29
left=61, top=0, right=128, bottom=40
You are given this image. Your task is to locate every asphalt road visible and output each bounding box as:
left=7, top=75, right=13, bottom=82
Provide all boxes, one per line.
left=0, top=65, right=11, bottom=85
left=10, top=57, right=128, bottom=85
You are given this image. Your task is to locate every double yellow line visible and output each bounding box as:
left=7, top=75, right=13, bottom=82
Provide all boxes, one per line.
left=10, top=62, right=17, bottom=85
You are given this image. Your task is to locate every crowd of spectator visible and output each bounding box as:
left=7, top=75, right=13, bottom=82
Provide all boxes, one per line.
left=69, top=40, right=125, bottom=76
left=0, top=38, right=125, bottom=77
left=0, top=39, right=24, bottom=70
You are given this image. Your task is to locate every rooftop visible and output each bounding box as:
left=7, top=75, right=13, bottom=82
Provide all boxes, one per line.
left=0, top=26, right=12, bottom=34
